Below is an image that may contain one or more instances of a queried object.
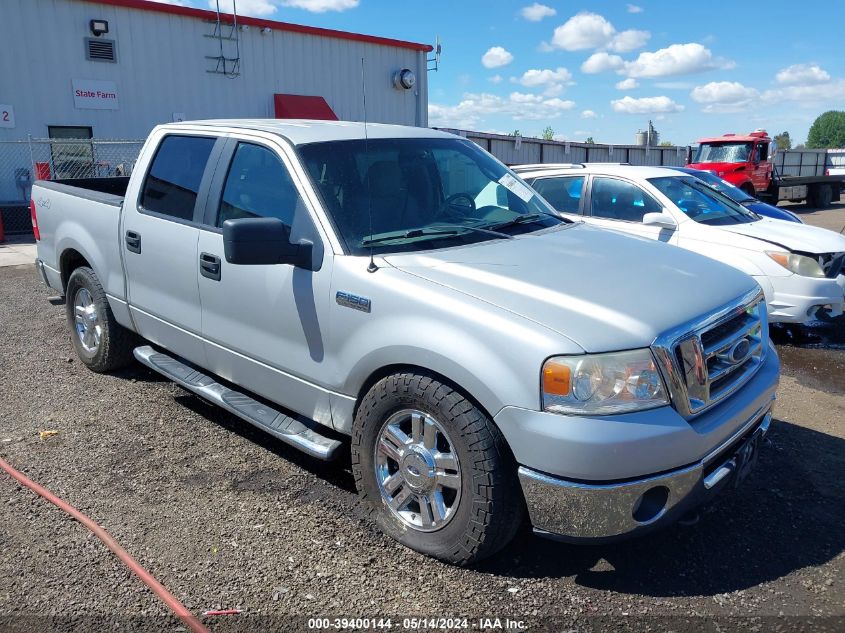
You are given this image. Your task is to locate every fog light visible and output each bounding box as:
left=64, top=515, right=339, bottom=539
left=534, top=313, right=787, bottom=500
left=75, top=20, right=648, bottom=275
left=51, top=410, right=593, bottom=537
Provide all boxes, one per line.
left=632, top=486, right=669, bottom=524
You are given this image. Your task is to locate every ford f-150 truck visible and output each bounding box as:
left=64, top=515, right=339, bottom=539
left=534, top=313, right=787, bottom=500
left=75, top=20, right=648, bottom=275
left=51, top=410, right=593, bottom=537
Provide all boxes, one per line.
left=32, top=120, right=779, bottom=564
left=689, top=130, right=844, bottom=207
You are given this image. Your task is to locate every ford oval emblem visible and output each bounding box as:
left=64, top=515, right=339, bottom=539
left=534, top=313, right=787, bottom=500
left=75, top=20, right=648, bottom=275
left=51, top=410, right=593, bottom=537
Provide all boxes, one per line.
left=728, top=339, right=751, bottom=365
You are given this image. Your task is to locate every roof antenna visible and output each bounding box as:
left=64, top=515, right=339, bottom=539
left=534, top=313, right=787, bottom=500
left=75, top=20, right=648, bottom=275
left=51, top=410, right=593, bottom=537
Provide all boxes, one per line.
left=361, top=57, right=378, bottom=273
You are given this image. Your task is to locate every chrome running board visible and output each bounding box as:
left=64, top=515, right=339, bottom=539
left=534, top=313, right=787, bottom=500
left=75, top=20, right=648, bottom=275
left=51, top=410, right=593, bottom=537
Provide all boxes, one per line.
left=133, top=345, right=342, bottom=461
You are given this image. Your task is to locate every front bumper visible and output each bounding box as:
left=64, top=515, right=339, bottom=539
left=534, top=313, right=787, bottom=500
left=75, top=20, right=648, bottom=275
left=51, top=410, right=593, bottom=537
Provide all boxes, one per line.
left=494, top=343, right=779, bottom=541
left=519, top=408, right=771, bottom=542
left=758, top=273, right=845, bottom=323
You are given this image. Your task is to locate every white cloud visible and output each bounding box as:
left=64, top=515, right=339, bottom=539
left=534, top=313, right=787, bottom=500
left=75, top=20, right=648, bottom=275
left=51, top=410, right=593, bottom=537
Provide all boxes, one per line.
left=690, top=81, right=759, bottom=113
left=279, top=0, right=359, bottom=11
left=775, top=63, right=831, bottom=86
left=622, top=43, right=734, bottom=78
left=428, top=92, right=576, bottom=128
left=551, top=12, right=616, bottom=50
left=550, top=12, right=649, bottom=52
left=581, top=52, right=624, bottom=74
left=488, top=74, right=503, bottom=84
left=627, top=3, right=643, bottom=12
left=481, top=46, right=514, bottom=69
left=514, top=67, right=573, bottom=87
left=762, top=80, right=845, bottom=104
left=512, top=67, right=574, bottom=95
left=581, top=109, right=598, bottom=119
left=212, top=0, right=278, bottom=15
left=615, top=77, right=639, bottom=90
left=520, top=2, right=556, bottom=21
left=609, top=29, right=650, bottom=53
left=611, top=95, right=684, bottom=114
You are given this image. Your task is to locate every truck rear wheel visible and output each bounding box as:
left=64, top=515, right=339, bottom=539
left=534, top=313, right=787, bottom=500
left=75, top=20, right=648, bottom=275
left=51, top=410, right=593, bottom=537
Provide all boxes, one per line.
left=351, top=372, right=524, bottom=565
left=812, top=184, right=833, bottom=208
left=65, top=266, right=136, bottom=373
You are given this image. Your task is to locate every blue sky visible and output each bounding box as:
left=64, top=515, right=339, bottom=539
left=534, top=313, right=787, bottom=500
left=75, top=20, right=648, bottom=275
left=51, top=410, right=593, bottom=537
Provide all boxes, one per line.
left=159, top=0, right=844, bottom=145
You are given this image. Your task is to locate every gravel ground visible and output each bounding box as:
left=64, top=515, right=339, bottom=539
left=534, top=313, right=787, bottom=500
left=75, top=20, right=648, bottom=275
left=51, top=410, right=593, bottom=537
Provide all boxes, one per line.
left=1, top=263, right=843, bottom=633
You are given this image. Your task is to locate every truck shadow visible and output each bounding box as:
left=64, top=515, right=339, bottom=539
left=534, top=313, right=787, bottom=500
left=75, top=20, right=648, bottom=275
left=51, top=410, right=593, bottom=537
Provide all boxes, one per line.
left=477, top=419, right=845, bottom=597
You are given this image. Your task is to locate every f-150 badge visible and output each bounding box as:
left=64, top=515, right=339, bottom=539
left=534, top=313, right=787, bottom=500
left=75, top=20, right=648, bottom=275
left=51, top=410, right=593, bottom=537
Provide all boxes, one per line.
left=336, top=291, right=371, bottom=313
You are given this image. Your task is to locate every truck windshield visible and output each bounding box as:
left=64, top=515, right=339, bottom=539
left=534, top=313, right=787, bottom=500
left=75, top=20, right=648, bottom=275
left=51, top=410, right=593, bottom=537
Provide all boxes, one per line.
left=693, top=142, right=753, bottom=164
left=649, top=176, right=758, bottom=226
left=298, top=137, right=564, bottom=255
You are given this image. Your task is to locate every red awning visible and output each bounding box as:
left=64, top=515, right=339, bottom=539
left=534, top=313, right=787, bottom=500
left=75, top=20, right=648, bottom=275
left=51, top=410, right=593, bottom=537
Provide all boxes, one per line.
left=274, top=94, right=338, bottom=120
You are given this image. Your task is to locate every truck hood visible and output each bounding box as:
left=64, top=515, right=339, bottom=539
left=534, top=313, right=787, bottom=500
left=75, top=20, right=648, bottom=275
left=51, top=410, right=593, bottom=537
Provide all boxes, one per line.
left=718, top=218, right=845, bottom=253
left=688, top=162, right=744, bottom=174
left=383, top=224, right=758, bottom=353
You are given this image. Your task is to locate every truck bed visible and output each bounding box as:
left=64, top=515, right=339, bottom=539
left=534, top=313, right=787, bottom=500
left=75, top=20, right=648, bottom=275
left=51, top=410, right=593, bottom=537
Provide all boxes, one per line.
left=37, top=176, right=130, bottom=205
left=33, top=178, right=128, bottom=305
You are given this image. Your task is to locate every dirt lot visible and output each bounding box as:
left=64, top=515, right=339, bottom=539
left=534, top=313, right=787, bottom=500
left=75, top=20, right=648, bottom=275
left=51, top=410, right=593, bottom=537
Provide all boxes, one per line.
left=1, top=207, right=844, bottom=632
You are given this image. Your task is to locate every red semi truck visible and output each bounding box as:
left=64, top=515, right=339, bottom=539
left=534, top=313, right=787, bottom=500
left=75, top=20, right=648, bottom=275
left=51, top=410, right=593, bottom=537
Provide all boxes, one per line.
left=689, top=130, right=844, bottom=208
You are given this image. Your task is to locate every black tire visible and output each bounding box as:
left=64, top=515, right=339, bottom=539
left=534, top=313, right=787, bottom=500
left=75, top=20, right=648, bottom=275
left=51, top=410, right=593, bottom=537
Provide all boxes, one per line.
left=65, top=266, right=136, bottom=373
left=814, top=184, right=833, bottom=209
left=740, top=183, right=755, bottom=196
left=351, top=372, right=524, bottom=565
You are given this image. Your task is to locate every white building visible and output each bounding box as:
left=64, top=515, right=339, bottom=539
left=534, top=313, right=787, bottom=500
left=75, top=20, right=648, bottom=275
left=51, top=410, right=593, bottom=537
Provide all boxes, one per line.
left=0, top=0, right=431, bottom=209
left=1, top=0, right=431, bottom=140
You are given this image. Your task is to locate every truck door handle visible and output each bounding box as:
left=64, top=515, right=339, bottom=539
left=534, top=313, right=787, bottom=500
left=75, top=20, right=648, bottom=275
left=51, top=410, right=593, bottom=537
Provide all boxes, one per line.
left=125, top=230, right=141, bottom=254
left=200, top=252, right=221, bottom=281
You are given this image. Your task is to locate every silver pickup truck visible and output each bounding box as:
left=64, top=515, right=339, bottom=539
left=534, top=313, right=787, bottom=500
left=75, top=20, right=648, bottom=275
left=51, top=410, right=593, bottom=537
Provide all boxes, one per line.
left=32, top=120, right=779, bottom=564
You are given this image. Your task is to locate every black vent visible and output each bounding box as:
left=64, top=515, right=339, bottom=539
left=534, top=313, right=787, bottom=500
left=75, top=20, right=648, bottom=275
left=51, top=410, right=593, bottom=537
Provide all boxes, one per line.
left=86, top=38, right=116, bottom=62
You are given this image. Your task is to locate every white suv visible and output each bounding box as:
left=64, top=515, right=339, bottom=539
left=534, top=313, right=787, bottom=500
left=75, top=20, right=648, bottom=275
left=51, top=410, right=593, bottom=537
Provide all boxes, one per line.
left=514, top=163, right=845, bottom=325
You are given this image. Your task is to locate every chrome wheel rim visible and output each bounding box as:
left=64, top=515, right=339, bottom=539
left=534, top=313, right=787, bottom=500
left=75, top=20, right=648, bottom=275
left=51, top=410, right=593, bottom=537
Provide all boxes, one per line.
left=73, top=288, right=101, bottom=354
left=374, top=409, right=462, bottom=532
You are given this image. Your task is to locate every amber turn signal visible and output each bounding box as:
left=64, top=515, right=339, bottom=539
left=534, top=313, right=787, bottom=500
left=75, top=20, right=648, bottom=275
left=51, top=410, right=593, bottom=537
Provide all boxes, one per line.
left=542, top=361, right=571, bottom=396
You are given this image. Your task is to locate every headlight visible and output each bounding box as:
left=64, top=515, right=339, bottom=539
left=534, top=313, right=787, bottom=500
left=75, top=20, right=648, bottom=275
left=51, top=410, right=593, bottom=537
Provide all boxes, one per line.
left=765, top=251, right=825, bottom=278
left=542, top=349, right=669, bottom=415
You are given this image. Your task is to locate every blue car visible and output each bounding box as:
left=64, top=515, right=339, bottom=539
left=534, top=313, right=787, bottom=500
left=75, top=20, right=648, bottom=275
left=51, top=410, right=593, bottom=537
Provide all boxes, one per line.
left=673, top=167, right=804, bottom=223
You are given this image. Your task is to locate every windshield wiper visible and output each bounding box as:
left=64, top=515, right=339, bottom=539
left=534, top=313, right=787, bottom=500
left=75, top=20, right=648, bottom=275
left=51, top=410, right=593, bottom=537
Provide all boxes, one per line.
left=360, top=223, right=512, bottom=247
left=483, top=213, right=561, bottom=232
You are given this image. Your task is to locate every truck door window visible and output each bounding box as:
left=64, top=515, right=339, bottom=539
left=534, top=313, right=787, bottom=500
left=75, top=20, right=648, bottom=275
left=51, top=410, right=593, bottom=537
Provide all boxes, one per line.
left=590, top=177, right=660, bottom=222
left=531, top=176, right=584, bottom=214
left=217, top=143, right=303, bottom=228
left=141, top=135, right=215, bottom=221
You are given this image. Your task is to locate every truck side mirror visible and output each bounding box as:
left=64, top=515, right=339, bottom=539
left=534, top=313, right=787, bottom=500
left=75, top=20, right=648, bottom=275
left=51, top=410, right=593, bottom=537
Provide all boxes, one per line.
left=222, top=217, right=312, bottom=268
left=642, top=212, right=678, bottom=230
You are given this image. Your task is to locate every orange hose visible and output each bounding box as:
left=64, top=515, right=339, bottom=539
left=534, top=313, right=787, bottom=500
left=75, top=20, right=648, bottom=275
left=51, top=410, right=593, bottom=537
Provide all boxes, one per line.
left=0, top=456, right=210, bottom=633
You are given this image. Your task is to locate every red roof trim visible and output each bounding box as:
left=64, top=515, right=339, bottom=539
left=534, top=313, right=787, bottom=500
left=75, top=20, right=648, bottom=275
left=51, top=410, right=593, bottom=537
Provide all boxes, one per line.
left=79, top=0, right=433, bottom=52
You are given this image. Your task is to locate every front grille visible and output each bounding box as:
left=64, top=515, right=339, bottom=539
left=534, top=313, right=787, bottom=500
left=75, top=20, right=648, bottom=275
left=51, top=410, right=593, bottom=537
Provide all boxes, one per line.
left=653, top=290, right=766, bottom=418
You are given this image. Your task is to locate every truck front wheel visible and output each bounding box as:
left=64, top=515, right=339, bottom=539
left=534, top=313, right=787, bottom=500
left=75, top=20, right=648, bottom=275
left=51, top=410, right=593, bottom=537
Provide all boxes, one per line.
left=65, top=266, right=136, bottom=373
left=351, top=372, right=524, bottom=565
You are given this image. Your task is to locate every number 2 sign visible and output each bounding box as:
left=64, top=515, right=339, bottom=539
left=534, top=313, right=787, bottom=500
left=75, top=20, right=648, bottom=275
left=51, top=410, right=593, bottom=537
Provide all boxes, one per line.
left=0, top=105, right=15, bottom=129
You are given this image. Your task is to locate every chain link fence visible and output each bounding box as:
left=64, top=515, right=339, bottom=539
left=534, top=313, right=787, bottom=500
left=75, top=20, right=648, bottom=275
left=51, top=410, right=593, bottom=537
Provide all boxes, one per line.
left=0, top=138, right=143, bottom=234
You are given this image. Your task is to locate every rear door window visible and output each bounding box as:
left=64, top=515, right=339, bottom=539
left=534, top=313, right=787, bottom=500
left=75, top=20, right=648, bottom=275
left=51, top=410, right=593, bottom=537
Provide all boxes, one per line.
left=531, top=176, right=585, bottom=214
left=589, top=177, right=661, bottom=222
left=140, top=135, right=216, bottom=221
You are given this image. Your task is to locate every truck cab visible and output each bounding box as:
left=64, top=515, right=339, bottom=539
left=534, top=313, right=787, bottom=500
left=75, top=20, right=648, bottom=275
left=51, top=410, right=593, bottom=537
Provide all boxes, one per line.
left=689, top=131, right=772, bottom=196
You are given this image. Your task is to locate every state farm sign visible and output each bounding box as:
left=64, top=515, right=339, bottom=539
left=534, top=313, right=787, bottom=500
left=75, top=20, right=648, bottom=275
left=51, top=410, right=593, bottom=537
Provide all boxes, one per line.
left=72, top=79, right=119, bottom=110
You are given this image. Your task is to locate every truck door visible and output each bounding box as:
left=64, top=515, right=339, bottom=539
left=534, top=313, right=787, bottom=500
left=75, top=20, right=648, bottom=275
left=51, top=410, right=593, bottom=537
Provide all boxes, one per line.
left=752, top=142, right=771, bottom=193
left=195, top=138, right=334, bottom=427
left=121, top=133, right=224, bottom=366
